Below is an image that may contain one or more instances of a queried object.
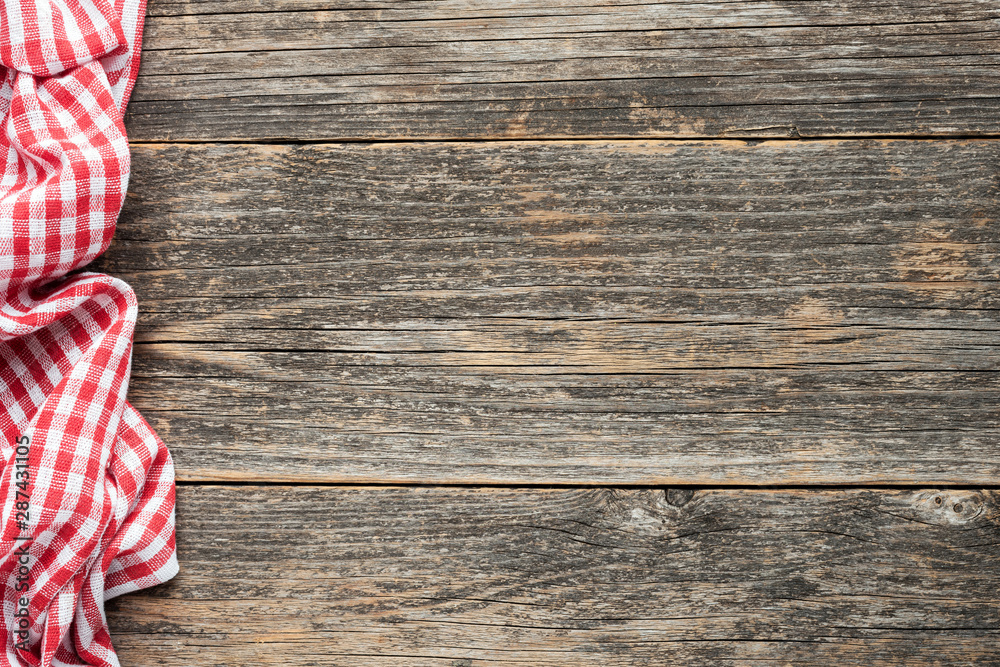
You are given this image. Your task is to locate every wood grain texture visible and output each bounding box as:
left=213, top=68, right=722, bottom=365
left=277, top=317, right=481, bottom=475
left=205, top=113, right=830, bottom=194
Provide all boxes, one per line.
left=93, top=139, right=1000, bottom=483
left=128, top=0, right=1000, bottom=141
left=106, top=485, right=1000, bottom=665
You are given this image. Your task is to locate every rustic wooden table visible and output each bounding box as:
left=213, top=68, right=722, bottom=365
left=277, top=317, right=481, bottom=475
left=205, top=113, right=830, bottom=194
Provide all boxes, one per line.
left=98, top=0, right=1000, bottom=664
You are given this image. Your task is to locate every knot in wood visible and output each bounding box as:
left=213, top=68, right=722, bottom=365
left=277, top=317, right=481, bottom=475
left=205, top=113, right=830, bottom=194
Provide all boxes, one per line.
left=914, top=490, right=986, bottom=526
left=665, top=488, right=695, bottom=507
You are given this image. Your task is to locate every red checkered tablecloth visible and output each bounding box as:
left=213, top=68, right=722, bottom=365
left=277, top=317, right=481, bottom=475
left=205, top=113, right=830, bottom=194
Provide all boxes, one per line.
left=0, top=0, right=178, bottom=664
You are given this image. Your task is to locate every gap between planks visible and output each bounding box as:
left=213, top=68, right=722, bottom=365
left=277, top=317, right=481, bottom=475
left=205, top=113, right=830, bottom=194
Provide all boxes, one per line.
left=173, top=481, right=1000, bottom=490
left=126, top=134, right=1000, bottom=146
left=159, top=469, right=1000, bottom=486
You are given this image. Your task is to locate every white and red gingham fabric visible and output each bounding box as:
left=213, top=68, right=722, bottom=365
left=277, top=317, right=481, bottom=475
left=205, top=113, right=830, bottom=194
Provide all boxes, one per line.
left=0, top=0, right=178, bottom=665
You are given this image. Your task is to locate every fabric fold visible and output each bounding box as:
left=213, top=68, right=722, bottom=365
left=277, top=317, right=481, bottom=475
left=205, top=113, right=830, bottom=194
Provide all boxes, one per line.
left=0, top=0, right=127, bottom=78
left=0, top=0, right=176, bottom=665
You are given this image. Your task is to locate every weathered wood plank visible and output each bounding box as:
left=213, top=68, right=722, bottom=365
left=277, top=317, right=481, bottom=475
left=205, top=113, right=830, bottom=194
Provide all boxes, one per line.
left=132, top=357, right=1000, bottom=483
left=128, top=0, right=1000, bottom=141
left=95, top=139, right=1000, bottom=483
left=106, top=485, right=1000, bottom=665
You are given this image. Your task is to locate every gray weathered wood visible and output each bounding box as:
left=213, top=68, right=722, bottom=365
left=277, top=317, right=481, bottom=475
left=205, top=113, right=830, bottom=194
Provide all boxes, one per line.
left=128, top=0, right=1000, bottom=141
left=93, top=139, right=1000, bottom=483
left=105, top=3, right=1000, bottom=657
left=106, top=485, right=1000, bottom=665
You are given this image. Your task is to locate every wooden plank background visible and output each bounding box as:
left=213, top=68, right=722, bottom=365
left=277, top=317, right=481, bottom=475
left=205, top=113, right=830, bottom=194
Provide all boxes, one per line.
left=106, top=487, right=1000, bottom=664
left=128, top=0, right=1000, bottom=140
left=101, top=0, right=1000, bottom=663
